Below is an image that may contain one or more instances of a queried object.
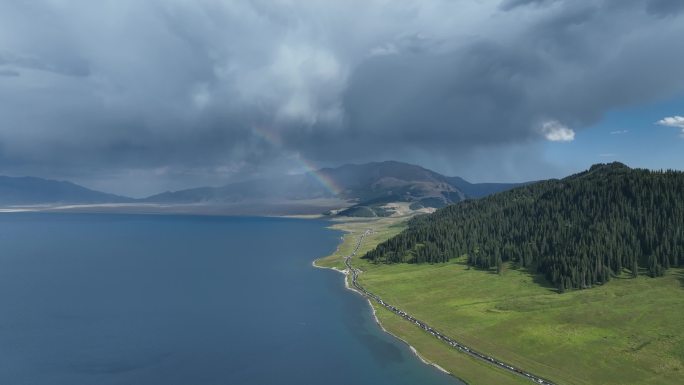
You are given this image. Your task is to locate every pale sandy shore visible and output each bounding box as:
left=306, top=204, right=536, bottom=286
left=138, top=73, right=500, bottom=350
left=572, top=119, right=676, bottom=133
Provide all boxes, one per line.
left=0, top=199, right=351, bottom=217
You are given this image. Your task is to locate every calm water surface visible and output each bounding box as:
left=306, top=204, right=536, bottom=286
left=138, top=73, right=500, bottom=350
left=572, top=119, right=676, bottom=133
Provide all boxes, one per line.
left=0, top=213, right=461, bottom=385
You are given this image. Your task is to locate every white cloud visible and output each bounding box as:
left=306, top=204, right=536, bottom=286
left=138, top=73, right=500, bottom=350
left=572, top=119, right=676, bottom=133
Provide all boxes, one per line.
left=610, top=130, right=629, bottom=135
left=656, top=116, right=684, bottom=136
left=539, top=120, right=575, bottom=142
left=369, top=43, right=398, bottom=57
left=656, top=115, right=684, bottom=127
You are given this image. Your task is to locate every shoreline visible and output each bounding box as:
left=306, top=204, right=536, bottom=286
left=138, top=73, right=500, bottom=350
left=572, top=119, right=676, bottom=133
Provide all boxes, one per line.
left=315, top=221, right=551, bottom=384
left=367, top=297, right=452, bottom=376
left=0, top=201, right=350, bottom=218
left=312, top=230, right=456, bottom=380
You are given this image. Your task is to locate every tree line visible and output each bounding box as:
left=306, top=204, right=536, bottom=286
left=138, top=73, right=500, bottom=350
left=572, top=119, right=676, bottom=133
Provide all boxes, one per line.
left=363, top=163, right=684, bottom=292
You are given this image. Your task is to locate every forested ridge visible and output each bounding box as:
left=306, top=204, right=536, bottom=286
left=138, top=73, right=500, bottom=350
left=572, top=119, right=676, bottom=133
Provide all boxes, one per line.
left=363, top=163, right=684, bottom=291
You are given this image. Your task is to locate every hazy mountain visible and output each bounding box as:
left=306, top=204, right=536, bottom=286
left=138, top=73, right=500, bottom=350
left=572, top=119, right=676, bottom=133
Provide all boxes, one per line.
left=144, top=161, right=522, bottom=214
left=447, top=176, right=528, bottom=199
left=0, top=176, right=133, bottom=205
left=0, top=162, right=523, bottom=213
left=320, top=161, right=464, bottom=204
left=143, top=173, right=333, bottom=203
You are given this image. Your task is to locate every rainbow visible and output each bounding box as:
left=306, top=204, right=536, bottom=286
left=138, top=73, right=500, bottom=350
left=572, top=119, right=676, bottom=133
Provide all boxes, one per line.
left=251, top=125, right=343, bottom=197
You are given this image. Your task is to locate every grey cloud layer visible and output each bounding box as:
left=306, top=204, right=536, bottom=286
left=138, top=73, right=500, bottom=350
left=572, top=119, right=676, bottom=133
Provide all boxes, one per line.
left=1, top=0, right=683, bottom=194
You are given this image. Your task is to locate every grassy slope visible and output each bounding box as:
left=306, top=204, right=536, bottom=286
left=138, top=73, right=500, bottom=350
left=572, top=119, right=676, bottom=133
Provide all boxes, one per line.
left=318, top=217, right=684, bottom=385
left=374, top=305, right=530, bottom=385
left=315, top=217, right=408, bottom=270
left=316, top=218, right=529, bottom=385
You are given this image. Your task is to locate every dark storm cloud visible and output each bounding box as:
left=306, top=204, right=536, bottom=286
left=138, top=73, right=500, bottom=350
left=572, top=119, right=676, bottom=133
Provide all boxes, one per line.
left=297, top=0, right=684, bottom=164
left=0, top=0, right=683, bottom=195
left=646, top=0, right=684, bottom=17
left=0, top=69, right=20, bottom=77
left=0, top=51, right=90, bottom=77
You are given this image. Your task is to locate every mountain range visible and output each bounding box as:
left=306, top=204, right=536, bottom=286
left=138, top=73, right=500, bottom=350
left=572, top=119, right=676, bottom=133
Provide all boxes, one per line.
left=0, top=161, right=524, bottom=215
left=0, top=176, right=133, bottom=206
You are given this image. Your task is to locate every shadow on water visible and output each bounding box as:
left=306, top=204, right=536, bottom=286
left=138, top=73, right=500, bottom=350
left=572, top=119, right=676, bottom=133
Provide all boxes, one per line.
left=354, top=331, right=406, bottom=366
left=341, top=284, right=405, bottom=365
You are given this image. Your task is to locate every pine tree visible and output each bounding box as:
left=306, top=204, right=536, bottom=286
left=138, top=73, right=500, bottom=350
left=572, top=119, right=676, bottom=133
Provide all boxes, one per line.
left=364, top=163, right=684, bottom=291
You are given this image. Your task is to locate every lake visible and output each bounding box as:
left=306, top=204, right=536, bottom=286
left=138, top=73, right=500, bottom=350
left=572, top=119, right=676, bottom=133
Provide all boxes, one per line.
left=0, top=213, right=460, bottom=385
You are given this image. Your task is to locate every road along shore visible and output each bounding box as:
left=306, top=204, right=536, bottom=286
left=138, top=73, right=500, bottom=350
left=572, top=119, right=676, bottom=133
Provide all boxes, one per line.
left=339, top=230, right=556, bottom=385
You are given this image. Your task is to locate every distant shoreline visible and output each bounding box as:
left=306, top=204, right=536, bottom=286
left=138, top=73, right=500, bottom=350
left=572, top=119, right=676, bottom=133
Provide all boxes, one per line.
left=0, top=200, right=350, bottom=218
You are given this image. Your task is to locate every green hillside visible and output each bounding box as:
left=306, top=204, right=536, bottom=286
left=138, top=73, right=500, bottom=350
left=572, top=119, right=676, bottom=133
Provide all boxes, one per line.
left=365, top=163, right=684, bottom=291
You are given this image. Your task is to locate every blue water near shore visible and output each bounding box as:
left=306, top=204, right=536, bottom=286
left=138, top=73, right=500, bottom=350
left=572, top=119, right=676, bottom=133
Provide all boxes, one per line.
left=0, top=213, right=461, bottom=385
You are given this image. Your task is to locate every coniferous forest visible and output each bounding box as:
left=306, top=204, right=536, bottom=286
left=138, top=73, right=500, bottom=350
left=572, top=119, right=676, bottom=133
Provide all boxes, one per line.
left=363, top=163, right=684, bottom=291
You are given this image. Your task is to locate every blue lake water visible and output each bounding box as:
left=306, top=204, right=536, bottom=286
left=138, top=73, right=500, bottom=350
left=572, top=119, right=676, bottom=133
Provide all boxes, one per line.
left=0, top=213, right=461, bottom=385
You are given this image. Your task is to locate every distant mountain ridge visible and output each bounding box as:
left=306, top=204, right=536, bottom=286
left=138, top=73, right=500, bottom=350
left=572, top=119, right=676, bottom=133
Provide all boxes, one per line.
left=447, top=176, right=528, bottom=199
left=320, top=161, right=525, bottom=202
left=319, top=161, right=464, bottom=204
left=143, top=173, right=333, bottom=203
left=143, top=161, right=524, bottom=215
left=0, top=162, right=524, bottom=213
left=0, top=176, right=133, bottom=205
